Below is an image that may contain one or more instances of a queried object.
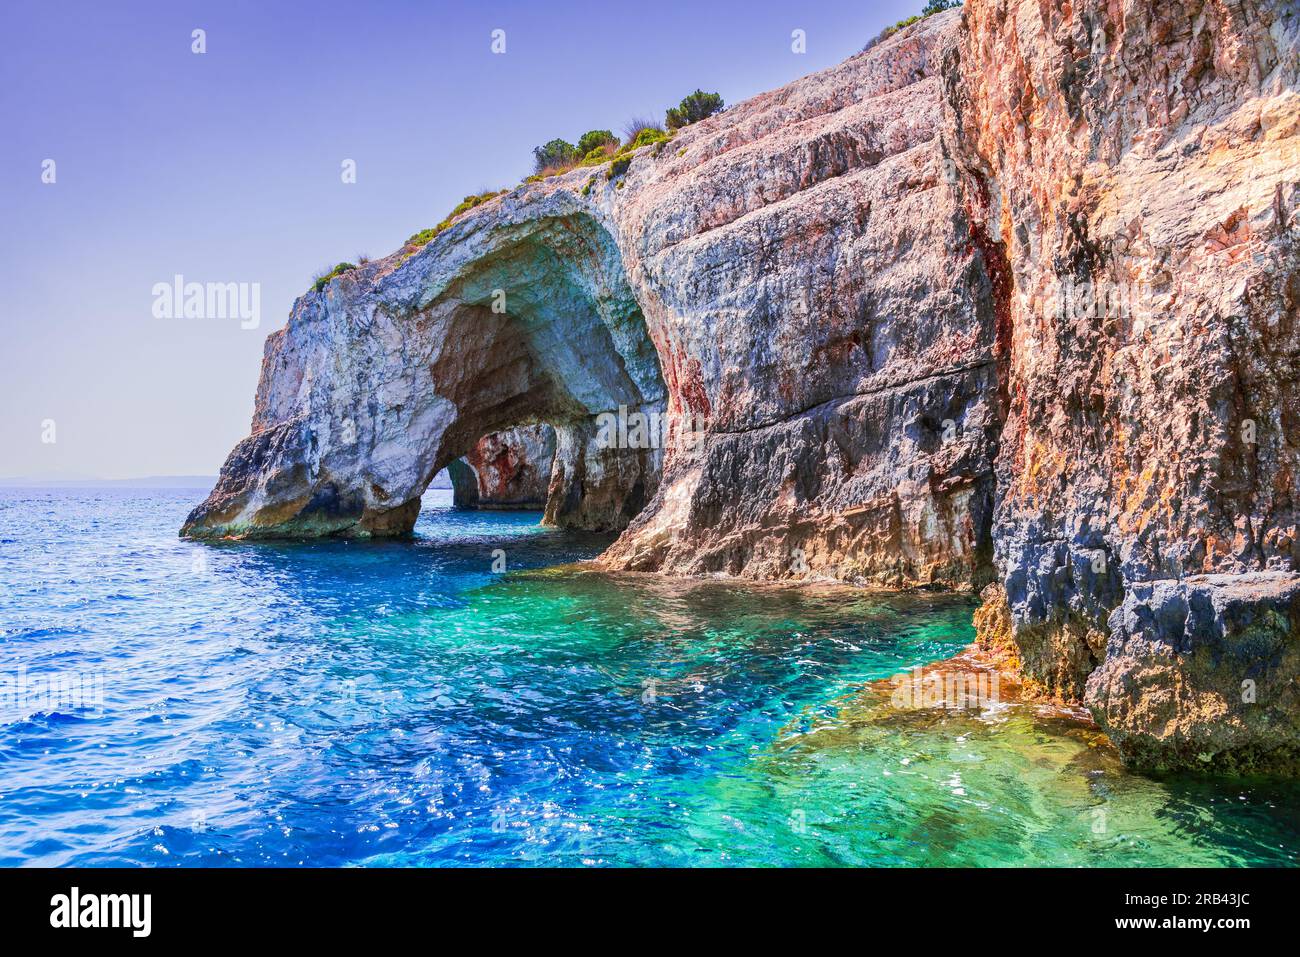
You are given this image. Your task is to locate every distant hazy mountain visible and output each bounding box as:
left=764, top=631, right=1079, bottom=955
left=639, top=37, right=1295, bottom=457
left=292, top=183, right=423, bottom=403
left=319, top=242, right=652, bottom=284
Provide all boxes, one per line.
left=1, top=472, right=454, bottom=491
left=0, top=475, right=217, bottom=489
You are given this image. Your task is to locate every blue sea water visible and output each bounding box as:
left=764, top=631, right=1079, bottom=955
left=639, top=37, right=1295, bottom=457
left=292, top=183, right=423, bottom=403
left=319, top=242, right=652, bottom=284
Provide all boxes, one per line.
left=0, top=486, right=1297, bottom=867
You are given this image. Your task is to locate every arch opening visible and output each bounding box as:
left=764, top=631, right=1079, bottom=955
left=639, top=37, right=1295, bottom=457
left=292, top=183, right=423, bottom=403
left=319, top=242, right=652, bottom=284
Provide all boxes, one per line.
left=409, top=212, right=667, bottom=533
left=180, top=209, right=670, bottom=539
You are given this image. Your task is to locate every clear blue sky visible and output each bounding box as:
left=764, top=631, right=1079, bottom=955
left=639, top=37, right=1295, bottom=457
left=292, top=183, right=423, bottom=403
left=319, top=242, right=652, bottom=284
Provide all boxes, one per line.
left=0, top=0, right=922, bottom=479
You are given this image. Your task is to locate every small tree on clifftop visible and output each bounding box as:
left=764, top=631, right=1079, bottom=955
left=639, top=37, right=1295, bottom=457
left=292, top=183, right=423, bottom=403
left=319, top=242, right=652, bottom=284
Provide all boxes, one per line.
left=665, top=90, right=724, bottom=131
left=532, top=138, right=578, bottom=173
left=576, top=129, right=618, bottom=158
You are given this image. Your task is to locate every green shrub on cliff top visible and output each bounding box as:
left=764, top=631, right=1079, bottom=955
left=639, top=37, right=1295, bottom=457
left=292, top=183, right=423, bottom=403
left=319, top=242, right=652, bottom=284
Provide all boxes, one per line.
left=528, top=118, right=679, bottom=184
left=576, top=129, right=618, bottom=157
left=867, top=1, right=961, bottom=51
left=626, top=127, right=669, bottom=150
left=311, top=262, right=357, bottom=293
left=882, top=14, right=921, bottom=38
left=621, top=117, right=664, bottom=142
left=405, top=190, right=507, bottom=248
left=406, top=226, right=443, bottom=246
left=922, top=0, right=960, bottom=15
left=446, top=190, right=506, bottom=219
left=598, top=126, right=672, bottom=182
left=665, top=89, right=724, bottom=130
left=579, top=145, right=618, bottom=167
left=532, top=138, right=579, bottom=175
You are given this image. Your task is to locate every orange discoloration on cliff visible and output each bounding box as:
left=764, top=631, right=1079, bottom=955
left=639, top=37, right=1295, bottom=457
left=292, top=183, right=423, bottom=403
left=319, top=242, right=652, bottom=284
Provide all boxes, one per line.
left=1205, top=206, right=1255, bottom=262
left=655, top=333, right=713, bottom=420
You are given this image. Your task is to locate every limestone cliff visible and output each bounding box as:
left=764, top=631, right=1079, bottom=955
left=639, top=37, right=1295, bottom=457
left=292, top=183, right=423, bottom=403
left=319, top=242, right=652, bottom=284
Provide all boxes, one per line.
left=948, top=0, right=1300, bottom=772
left=184, top=9, right=986, bottom=583
left=183, top=1, right=1300, bottom=772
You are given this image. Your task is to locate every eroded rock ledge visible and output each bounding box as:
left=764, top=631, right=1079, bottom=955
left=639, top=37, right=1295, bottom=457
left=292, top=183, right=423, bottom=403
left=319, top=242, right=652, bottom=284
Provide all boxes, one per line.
left=183, top=1, right=1300, bottom=773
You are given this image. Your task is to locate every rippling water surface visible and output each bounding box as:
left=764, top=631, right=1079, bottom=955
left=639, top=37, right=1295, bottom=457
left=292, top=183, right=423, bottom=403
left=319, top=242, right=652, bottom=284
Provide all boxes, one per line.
left=1, top=487, right=1297, bottom=866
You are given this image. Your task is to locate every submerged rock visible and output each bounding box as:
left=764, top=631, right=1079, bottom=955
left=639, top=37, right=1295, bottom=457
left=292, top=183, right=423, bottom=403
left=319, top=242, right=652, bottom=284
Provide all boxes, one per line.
left=183, top=1, right=1300, bottom=773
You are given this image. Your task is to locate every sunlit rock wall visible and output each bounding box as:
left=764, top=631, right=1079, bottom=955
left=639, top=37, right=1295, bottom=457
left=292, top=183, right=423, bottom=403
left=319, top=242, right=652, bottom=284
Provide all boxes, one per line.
left=949, top=0, right=1300, bottom=770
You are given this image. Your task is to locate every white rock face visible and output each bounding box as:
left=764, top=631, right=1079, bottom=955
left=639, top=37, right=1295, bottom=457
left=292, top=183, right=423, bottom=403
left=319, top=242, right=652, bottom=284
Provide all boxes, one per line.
left=185, top=9, right=994, bottom=586
left=186, top=187, right=666, bottom=536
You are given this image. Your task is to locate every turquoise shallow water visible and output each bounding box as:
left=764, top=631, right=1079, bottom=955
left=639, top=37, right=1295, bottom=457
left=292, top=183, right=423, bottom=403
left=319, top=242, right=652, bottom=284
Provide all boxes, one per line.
left=0, top=487, right=1297, bottom=866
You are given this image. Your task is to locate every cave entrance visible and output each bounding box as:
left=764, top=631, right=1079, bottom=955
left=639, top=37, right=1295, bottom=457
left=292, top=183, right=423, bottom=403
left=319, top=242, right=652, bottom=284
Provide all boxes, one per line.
left=183, top=208, right=671, bottom=540
left=412, top=210, right=667, bottom=534
left=444, top=423, right=555, bottom=511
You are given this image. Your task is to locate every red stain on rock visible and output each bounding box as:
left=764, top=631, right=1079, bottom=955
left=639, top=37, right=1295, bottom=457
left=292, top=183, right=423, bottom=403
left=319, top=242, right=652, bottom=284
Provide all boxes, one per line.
left=654, top=333, right=713, bottom=419
left=466, top=440, right=521, bottom=500
left=810, top=329, right=866, bottom=368
left=964, top=179, right=1013, bottom=422
left=463, top=425, right=556, bottom=506
left=678, top=353, right=712, bottom=418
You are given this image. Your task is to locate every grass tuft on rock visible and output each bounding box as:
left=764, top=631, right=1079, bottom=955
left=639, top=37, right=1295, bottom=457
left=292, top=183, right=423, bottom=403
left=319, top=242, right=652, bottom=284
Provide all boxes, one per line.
left=866, top=1, right=960, bottom=51
left=405, top=190, right=507, bottom=248
left=606, top=155, right=632, bottom=180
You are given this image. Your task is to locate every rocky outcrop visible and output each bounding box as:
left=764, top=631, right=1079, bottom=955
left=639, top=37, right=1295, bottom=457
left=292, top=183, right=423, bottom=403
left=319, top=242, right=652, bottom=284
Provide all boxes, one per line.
left=449, top=424, right=556, bottom=510
left=445, top=457, right=480, bottom=508
left=1086, top=572, right=1300, bottom=773
left=184, top=187, right=664, bottom=537
left=597, top=10, right=1000, bottom=586
left=183, top=1, right=1300, bottom=772
left=947, top=0, right=1300, bottom=770
left=183, top=8, right=993, bottom=581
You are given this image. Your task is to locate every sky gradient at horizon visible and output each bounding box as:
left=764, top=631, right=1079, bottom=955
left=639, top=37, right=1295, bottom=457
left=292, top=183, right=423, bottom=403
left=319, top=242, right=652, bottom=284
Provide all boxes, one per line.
left=0, top=0, right=922, bottom=479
